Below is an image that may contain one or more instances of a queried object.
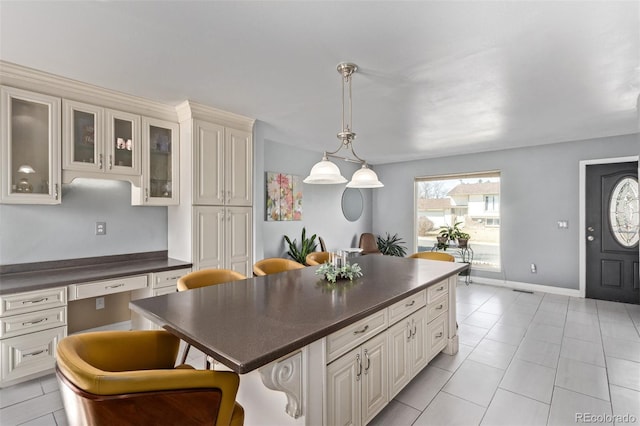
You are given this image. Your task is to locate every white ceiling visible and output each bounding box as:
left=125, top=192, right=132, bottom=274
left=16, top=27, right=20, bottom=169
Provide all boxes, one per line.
left=1, top=1, right=638, bottom=164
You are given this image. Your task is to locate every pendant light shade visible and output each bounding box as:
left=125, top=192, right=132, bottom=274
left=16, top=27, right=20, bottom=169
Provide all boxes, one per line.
left=303, top=156, right=347, bottom=184
left=347, top=165, right=384, bottom=188
left=304, top=62, right=383, bottom=188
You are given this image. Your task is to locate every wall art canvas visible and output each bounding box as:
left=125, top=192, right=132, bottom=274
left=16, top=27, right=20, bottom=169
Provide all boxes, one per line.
left=266, top=172, right=303, bottom=221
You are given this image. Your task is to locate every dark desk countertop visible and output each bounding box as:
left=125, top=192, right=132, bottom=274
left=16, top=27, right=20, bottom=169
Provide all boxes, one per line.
left=0, top=252, right=192, bottom=295
left=130, top=255, right=467, bottom=374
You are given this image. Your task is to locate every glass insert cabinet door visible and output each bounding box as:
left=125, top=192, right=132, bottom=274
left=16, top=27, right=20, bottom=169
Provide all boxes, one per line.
left=139, top=117, right=179, bottom=205
left=1, top=86, right=61, bottom=204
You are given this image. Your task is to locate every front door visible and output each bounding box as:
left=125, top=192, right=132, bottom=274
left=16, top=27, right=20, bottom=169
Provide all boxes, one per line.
left=586, top=161, right=639, bottom=304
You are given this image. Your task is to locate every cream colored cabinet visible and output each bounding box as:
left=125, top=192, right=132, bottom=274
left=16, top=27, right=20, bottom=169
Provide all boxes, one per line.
left=131, top=117, right=179, bottom=205
left=131, top=268, right=191, bottom=330
left=62, top=99, right=141, bottom=178
left=326, top=332, right=388, bottom=426
left=0, top=86, right=61, bottom=204
left=0, top=287, right=67, bottom=387
left=194, top=206, right=252, bottom=276
left=426, top=282, right=450, bottom=362
left=193, top=120, right=252, bottom=206
left=388, top=308, right=427, bottom=398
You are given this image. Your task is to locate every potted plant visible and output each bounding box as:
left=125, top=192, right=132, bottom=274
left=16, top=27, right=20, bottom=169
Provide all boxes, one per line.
left=457, top=232, right=470, bottom=248
left=438, top=221, right=470, bottom=248
left=284, top=228, right=317, bottom=265
left=376, top=233, right=408, bottom=257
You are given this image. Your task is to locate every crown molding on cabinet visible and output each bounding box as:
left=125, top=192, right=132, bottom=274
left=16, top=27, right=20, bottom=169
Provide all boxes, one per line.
left=0, top=60, right=178, bottom=122
left=175, top=100, right=255, bottom=132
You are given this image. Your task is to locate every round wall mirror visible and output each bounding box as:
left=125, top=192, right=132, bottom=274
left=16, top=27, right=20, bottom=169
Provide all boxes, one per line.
left=342, top=188, right=363, bottom=222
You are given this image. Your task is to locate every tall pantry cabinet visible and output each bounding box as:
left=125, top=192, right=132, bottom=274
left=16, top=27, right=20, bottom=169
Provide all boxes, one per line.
left=169, top=102, right=254, bottom=276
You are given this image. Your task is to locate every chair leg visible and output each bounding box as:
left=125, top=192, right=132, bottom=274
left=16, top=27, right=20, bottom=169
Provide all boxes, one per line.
left=180, top=343, right=191, bottom=365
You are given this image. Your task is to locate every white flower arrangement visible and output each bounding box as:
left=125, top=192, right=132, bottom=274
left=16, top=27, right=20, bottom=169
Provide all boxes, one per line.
left=315, top=262, right=363, bottom=283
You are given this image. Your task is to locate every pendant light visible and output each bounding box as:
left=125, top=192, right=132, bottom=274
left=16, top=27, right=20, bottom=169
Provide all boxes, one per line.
left=303, top=63, right=383, bottom=188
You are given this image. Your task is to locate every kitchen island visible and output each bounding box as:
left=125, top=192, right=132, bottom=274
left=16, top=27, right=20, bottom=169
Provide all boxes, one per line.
left=130, top=255, right=466, bottom=426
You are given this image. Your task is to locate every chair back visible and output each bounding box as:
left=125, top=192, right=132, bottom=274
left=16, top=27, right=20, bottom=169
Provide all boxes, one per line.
left=177, top=268, right=247, bottom=292
left=359, top=233, right=382, bottom=255
left=253, top=258, right=305, bottom=276
left=408, top=251, right=455, bottom=262
left=55, top=330, right=244, bottom=426
left=306, top=251, right=331, bottom=266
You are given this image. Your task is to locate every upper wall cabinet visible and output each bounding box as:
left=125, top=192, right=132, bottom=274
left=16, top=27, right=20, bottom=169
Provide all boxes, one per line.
left=193, top=120, right=252, bottom=206
left=0, top=86, right=61, bottom=204
left=62, top=100, right=141, bottom=179
left=131, top=117, right=179, bottom=206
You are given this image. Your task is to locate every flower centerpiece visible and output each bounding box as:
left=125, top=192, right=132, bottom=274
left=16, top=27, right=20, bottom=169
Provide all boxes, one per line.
left=315, top=262, right=363, bottom=283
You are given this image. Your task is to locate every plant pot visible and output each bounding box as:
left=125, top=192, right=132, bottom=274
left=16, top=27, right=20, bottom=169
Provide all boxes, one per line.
left=457, top=238, right=468, bottom=248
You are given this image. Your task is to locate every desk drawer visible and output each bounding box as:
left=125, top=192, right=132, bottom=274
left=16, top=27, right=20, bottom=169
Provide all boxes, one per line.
left=71, top=275, right=147, bottom=300
left=152, top=268, right=191, bottom=289
left=326, top=309, right=388, bottom=363
left=426, top=280, right=448, bottom=304
left=427, top=314, right=448, bottom=361
left=0, top=287, right=67, bottom=317
left=388, top=290, right=426, bottom=325
left=426, top=294, right=448, bottom=323
left=0, top=307, right=67, bottom=339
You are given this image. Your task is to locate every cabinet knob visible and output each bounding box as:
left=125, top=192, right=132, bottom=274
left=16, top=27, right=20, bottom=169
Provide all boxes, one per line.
left=54, top=183, right=59, bottom=200
left=363, top=349, right=371, bottom=374
left=145, top=188, right=149, bottom=202
left=108, top=155, right=113, bottom=170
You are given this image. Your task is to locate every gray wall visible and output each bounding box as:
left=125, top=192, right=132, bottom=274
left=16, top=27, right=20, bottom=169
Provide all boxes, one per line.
left=372, top=133, right=638, bottom=290
left=253, top=121, right=373, bottom=261
left=0, top=178, right=167, bottom=264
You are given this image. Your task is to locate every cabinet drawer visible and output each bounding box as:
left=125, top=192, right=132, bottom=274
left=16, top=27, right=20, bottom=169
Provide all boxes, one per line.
left=0, top=307, right=67, bottom=339
left=0, top=287, right=67, bottom=317
left=426, top=280, right=448, bottom=304
left=327, top=310, right=388, bottom=363
left=1, top=326, right=66, bottom=385
left=152, top=268, right=191, bottom=289
left=71, top=275, right=147, bottom=300
left=426, top=294, right=448, bottom=323
left=388, top=290, right=426, bottom=325
left=154, top=286, right=177, bottom=297
left=427, top=314, right=448, bottom=361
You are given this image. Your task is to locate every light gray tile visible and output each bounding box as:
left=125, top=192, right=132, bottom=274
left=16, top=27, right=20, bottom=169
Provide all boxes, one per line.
left=539, top=300, right=568, bottom=315
left=543, top=294, right=569, bottom=304
left=599, top=309, right=634, bottom=324
left=532, top=310, right=566, bottom=327
left=602, top=336, right=640, bottom=363
left=548, top=386, right=613, bottom=426
left=485, top=323, right=526, bottom=346
left=525, top=323, right=564, bottom=345
left=556, top=357, right=610, bottom=401
left=607, top=357, right=640, bottom=392
left=458, top=324, right=489, bottom=347
left=0, top=390, right=63, bottom=426
left=414, top=392, right=486, bottom=426
left=499, top=358, right=556, bottom=404
left=0, top=378, right=43, bottom=409
left=600, top=320, right=640, bottom=342
left=505, top=302, right=538, bottom=316
left=481, top=389, right=549, bottom=426
left=568, top=297, right=597, bottom=314
left=609, top=385, right=640, bottom=426
left=560, top=336, right=605, bottom=367
left=442, top=360, right=505, bottom=407
left=565, top=320, right=602, bottom=343
left=369, top=400, right=420, bottom=426
left=395, top=365, right=452, bottom=411
left=457, top=303, right=481, bottom=317
left=497, top=311, right=534, bottom=328
left=463, top=311, right=501, bottom=329
left=39, top=375, right=59, bottom=394
left=566, top=310, right=600, bottom=326
left=53, top=409, right=68, bottom=426
left=478, top=301, right=510, bottom=315
left=515, top=292, right=544, bottom=306
left=468, top=338, right=517, bottom=370
left=18, top=414, right=57, bottom=426
left=515, top=337, right=561, bottom=368
left=430, top=343, right=474, bottom=373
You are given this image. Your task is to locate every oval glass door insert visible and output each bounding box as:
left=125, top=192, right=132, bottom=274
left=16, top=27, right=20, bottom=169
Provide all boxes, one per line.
left=609, top=176, right=639, bottom=247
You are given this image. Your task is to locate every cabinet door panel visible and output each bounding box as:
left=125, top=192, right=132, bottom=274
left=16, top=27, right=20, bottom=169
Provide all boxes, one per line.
left=63, top=99, right=102, bottom=172
left=137, top=117, right=178, bottom=205
left=195, top=206, right=225, bottom=270
left=387, top=319, right=411, bottom=398
left=225, top=128, right=252, bottom=206
left=410, top=309, right=428, bottom=374
left=194, top=121, right=225, bottom=205
left=1, top=326, right=65, bottom=384
left=226, top=207, right=252, bottom=276
left=362, top=333, right=388, bottom=424
left=107, top=109, right=141, bottom=176
left=326, top=347, right=361, bottom=426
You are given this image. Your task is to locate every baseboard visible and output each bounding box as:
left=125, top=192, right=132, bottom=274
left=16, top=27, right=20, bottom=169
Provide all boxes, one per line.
left=467, top=276, right=581, bottom=297
left=71, top=320, right=132, bottom=335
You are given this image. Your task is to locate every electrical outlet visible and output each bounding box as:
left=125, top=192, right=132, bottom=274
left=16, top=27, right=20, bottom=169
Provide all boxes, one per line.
left=96, top=222, right=106, bottom=235
left=96, top=297, right=105, bottom=310
left=530, top=263, right=537, bottom=273
left=557, top=220, right=569, bottom=229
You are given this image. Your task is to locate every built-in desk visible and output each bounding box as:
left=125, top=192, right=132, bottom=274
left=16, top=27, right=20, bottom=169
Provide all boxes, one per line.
left=130, top=255, right=466, bottom=426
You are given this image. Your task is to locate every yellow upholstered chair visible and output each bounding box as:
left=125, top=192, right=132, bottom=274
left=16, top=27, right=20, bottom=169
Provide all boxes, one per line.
left=177, top=269, right=247, bottom=366
left=306, top=251, right=331, bottom=266
left=408, top=251, right=455, bottom=262
left=253, top=258, right=305, bottom=276
left=56, top=330, right=244, bottom=426
left=359, top=233, right=382, bottom=255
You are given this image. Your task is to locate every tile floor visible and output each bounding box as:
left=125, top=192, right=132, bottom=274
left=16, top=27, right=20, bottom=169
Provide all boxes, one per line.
left=1, top=283, right=639, bottom=426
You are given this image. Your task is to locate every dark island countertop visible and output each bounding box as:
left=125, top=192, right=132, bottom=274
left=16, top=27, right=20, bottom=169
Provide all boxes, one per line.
left=130, top=255, right=467, bottom=374
left=0, top=251, right=192, bottom=295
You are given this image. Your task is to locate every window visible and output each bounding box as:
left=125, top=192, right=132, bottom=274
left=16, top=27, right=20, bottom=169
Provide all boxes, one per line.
left=415, top=171, right=501, bottom=271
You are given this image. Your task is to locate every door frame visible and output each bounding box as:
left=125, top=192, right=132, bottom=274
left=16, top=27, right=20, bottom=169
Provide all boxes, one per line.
left=579, top=155, right=639, bottom=298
